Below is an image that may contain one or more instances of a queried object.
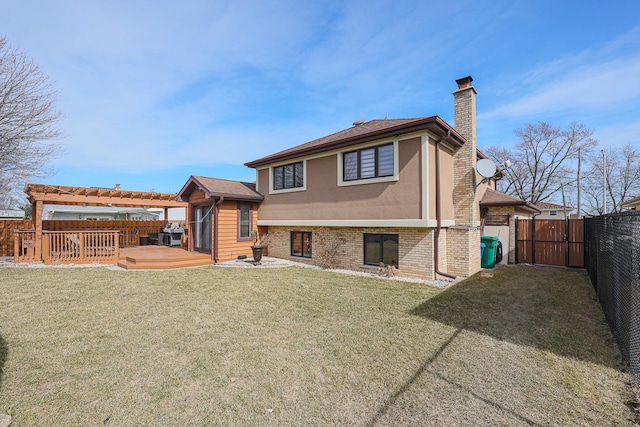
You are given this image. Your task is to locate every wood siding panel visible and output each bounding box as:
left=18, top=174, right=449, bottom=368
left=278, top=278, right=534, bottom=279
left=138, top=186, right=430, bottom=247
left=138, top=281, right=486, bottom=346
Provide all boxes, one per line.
left=189, top=189, right=208, bottom=204
left=216, top=201, right=258, bottom=262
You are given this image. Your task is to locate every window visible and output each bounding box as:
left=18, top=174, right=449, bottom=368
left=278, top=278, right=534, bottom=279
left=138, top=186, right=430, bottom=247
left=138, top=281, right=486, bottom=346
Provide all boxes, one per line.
left=364, top=233, right=399, bottom=267
left=549, top=210, right=558, bottom=216
left=291, top=231, right=312, bottom=258
left=238, top=203, right=252, bottom=239
left=343, top=143, right=394, bottom=181
left=273, top=162, right=304, bottom=190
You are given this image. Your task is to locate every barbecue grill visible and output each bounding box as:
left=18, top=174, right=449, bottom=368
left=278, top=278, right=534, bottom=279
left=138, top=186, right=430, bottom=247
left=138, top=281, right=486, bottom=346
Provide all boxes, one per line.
left=160, top=222, right=184, bottom=246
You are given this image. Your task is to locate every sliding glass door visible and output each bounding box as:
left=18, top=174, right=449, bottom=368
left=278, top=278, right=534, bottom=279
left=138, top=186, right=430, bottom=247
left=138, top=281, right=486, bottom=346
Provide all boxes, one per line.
left=194, top=205, right=212, bottom=253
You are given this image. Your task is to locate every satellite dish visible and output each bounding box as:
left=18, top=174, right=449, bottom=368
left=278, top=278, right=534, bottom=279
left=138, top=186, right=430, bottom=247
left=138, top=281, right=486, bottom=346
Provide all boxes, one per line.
left=477, top=159, right=497, bottom=178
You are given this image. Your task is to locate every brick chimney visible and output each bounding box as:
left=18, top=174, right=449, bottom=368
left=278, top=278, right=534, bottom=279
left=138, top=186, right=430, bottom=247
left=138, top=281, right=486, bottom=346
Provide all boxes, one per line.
left=447, top=76, right=481, bottom=277
left=452, top=75, right=479, bottom=226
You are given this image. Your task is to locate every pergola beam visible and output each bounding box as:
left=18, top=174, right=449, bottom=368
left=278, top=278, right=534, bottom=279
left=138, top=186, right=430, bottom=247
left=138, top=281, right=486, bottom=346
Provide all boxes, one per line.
left=27, top=193, right=186, bottom=208
left=24, top=183, right=186, bottom=209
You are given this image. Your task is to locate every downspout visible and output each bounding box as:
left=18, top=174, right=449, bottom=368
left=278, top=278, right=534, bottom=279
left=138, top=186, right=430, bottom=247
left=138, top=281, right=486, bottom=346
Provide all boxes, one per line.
left=434, top=130, right=457, bottom=279
left=213, top=196, right=224, bottom=263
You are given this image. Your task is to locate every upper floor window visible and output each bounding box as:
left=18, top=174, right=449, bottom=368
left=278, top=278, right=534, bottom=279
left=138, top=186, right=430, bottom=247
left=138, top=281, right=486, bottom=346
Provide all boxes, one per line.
left=549, top=210, right=558, bottom=216
left=343, top=143, right=394, bottom=181
left=273, top=162, right=304, bottom=190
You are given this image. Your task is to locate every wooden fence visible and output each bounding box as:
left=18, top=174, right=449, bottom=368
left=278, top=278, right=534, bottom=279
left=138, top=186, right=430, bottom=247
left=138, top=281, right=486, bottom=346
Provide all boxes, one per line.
left=0, top=219, right=33, bottom=257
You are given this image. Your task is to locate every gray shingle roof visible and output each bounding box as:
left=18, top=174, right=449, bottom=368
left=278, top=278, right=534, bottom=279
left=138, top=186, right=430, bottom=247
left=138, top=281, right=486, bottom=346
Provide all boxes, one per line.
left=176, top=176, right=263, bottom=202
left=245, top=116, right=466, bottom=168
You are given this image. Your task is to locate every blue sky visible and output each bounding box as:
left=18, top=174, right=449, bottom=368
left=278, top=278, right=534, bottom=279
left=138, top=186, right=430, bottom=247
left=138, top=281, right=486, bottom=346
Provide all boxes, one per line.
left=2, top=0, right=639, bottom=194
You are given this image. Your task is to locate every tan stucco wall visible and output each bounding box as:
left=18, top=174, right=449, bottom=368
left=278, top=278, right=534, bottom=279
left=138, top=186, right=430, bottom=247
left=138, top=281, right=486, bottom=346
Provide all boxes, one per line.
left=428, top=139, right=455, bottom=221
left=257, top=137, right=423, bottom=221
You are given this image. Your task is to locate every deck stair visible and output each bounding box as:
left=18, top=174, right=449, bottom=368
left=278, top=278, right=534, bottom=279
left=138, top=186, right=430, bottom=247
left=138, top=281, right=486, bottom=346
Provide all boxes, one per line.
left=118, top=246, right=212, bottom=270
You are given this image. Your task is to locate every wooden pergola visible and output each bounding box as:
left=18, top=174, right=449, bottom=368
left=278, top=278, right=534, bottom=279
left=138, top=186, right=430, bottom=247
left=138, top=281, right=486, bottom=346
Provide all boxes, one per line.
left=22, top=183, right=187, bottom=261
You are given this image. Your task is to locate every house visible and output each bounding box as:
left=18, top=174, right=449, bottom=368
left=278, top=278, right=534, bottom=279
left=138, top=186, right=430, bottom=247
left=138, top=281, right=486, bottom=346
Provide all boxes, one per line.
left=0, top=209, right=25, bottom=219
left=620, top=195, right=640, bottom=211
left=42, top=204, right=161, bottom=220
left=176, top=175, right=264, bottom=262
left=535, top=201, right=573, bottom=219
left=480, top=188, right=540, bottom=264
left=244, top=76, right=490, bottom=280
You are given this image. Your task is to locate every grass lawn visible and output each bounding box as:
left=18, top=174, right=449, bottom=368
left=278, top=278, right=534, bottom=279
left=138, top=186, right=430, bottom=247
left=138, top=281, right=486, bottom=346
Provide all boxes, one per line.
left=0, top=264, right=635, bottom=425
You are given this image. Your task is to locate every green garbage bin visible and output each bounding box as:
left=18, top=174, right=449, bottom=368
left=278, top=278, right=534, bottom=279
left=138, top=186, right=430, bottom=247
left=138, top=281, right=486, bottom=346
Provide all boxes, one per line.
left=481, top=236, right=499, bottom=268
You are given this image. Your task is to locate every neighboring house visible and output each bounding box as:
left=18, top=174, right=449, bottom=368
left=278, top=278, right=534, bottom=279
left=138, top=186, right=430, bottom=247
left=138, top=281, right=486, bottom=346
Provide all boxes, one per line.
left=42, top=204, right=161, bottom=220
left=176, top=176, right=264, bottom=262
left=620, top=195, right=640, bottom=211
left=244, top=76, right=490, bottom=280
left=480, top=189, right=540, bottom=264
left=0, top=209, right=26, bottom=219
left=535, top=201, right=573, bottom=219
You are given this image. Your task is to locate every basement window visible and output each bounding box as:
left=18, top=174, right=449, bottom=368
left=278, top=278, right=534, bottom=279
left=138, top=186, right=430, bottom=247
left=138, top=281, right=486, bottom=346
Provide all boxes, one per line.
left=364, top=233, right=398, bottom=267
left=291, top=231, right=312, bottom=258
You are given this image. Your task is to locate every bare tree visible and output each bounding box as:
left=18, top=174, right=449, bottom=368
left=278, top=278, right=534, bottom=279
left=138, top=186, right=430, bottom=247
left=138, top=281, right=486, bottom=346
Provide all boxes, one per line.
left=485, top=121, right=598, bottom=204
left=582, top=143, right=640, bottom=215
left=0, top=35, right=63, bottom=208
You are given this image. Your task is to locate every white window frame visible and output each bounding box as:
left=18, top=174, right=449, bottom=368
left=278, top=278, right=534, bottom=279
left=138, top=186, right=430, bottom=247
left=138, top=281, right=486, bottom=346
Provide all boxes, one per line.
left=337, top=138, right=399, bottom=187
left=549, top=210, right=558, bottom=216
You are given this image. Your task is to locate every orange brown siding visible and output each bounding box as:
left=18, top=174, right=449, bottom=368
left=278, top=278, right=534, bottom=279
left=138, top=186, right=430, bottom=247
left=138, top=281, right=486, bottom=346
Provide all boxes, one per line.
left=216, top=201, right=259, bottom=262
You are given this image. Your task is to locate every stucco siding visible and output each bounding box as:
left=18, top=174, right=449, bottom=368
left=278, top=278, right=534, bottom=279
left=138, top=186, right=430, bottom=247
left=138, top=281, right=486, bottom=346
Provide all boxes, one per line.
left=428, top=139, right=455, bottom=221
left=257, top=137, right=422, bottom=221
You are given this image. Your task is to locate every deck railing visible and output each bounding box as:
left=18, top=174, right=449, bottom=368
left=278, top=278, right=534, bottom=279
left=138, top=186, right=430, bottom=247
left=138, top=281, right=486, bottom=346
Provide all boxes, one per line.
left=41, top=230, right=120, bottom=265
left=14, top=229, right=37, bottom=262
left=14, top=230, right=120, bottom=264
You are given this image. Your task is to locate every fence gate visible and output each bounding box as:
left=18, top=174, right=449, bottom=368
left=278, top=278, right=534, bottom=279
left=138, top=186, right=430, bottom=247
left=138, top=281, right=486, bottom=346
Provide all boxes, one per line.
left=515, top=218, right=585, bottom=267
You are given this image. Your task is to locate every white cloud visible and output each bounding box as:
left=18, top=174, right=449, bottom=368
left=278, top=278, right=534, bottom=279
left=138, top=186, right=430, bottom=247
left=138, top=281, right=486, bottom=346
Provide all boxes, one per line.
left=480, top=26, right=640, bottom=121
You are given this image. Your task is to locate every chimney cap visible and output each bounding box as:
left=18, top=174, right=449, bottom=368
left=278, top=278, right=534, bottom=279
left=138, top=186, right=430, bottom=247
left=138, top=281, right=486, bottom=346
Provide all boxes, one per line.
left=455, top=76, right=473, bottom=89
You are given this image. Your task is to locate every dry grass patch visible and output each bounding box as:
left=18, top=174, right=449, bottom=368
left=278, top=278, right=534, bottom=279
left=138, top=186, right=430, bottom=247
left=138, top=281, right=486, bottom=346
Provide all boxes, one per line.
left=0, top=265, right=634, bottom=425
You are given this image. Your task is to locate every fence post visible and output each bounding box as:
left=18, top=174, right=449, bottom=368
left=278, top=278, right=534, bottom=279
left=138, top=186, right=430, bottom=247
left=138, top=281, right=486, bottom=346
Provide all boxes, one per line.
left=113, top=231, right=120, bottom=264
left=532, top=217, right=536, bottom=265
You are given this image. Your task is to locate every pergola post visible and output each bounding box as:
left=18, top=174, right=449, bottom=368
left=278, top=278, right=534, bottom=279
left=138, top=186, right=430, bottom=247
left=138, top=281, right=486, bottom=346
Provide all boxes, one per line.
left=33, top=200, right=43, bottom=261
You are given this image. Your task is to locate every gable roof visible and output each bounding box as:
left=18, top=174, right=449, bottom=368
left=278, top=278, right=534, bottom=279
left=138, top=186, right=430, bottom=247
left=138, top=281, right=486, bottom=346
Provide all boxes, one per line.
left=245, top=116, right=467, bottom=168
left=480, top=189, right=541, bottom=214
left=176, top=176, right=263, bottom=202
left=536, top=201, right=573, bottom=211
left=619, top=195, right=640, bottom=208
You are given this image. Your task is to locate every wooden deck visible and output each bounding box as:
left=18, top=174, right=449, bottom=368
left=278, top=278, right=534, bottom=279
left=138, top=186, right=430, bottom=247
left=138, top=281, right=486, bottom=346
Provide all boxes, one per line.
left=118, top=246, right=212, bottom=270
